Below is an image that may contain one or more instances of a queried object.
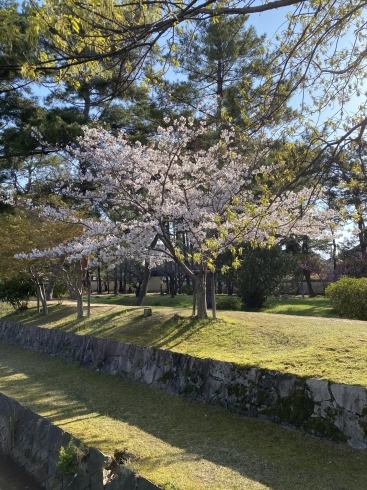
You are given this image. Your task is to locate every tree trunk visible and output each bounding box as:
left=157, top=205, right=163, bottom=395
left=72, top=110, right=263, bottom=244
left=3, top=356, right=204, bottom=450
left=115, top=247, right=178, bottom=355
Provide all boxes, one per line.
left=211, top=272, right=217, bottom=320
left=76, top=294, right=84, bottom=319
left=194, top=269, right=208, bottom=319
left=170, top=275, right=176, bottom=297
left=37, top=289, right=40, bottom=313
left=136, top=260, right=151, bottom=306
left=87, top=271, right=91, bottom=318
left=206, top=273, right=213, bottom=309
left=301, top=236, right=316, bottom=297
left=113, top=267, right=118, bottom=295
left=40, top=282, right=48, bottom=315
left=76, top=260, right=84, bottom=319
left=303, top=269, right=316, bottom=297
left=227, top=280, right=233, bottom=296
left=358, top=217, right=366, bottom=254
left=192, top=283, right=197, bottom=317
left=35, top=281, right=48, bottom=315
left=332, top=238, right=337, bottom=270
left=46, top=280, right=54, bottom=301
left=97, top=266, right=102, bottom=294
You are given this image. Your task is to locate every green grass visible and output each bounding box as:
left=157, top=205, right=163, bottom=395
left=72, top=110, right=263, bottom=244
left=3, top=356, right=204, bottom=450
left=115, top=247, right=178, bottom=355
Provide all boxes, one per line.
left=262, top=296, right=338, bottom=318
left=1, top=342, right=367, bottom=490
left=90, top=292, right=194, bottom=308
left=2, top=298, right=367, bottom=386
left=90, top=293, right=338, bottom=319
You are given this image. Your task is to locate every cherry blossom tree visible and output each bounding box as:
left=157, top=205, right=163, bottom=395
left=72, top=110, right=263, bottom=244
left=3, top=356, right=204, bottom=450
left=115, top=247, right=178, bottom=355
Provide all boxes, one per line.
left=18, top=117, right=337, bottom=318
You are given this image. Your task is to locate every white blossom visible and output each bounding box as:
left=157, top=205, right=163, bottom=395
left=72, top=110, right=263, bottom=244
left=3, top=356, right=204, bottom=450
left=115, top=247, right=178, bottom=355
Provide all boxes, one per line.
left=18, top=117, right=339, bottom=270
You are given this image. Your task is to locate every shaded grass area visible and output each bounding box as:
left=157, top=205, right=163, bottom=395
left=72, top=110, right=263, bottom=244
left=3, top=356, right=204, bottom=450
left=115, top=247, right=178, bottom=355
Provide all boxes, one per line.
left=91, top=293, right=338, bottom=319
left=262, top=296, right=338, bottom=318
left=1, top=342, right=367, bottom=490
left=2, top=301, right=367, bottom=386
left=90, top=293, right=194, bottom=309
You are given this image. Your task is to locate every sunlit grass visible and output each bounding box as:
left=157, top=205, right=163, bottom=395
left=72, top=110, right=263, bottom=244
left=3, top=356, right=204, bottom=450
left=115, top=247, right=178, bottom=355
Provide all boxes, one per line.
left=1, top=343, right=367, bottom=490
left=2, top=298, right=367, bottom=386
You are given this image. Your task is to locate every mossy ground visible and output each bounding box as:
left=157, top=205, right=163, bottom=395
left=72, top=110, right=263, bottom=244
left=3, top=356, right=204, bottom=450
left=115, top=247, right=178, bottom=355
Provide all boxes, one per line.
left=1, top=342, right=367, bottom=490
left=2, top=296, right=367, bottom=385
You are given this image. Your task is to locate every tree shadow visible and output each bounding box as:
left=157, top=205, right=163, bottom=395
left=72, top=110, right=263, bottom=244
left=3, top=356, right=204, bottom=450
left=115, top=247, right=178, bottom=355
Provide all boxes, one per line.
left=0, top=343, right=366, bottom=490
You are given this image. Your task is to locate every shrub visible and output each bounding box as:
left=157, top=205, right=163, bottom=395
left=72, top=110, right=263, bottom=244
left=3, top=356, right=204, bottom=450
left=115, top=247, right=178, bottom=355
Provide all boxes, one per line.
left=180, top=284, right=193, bottom=295
left=56, top=438, right=85, bottom=474
left=215, top=295, right=242, bottom=311
left=0, top=275, right=36, bottom=311
left=230, top=243, right=300, bottom=310
left=53, top=281, right=68, bottom=304
left=325, top=277, right=367, bottom=320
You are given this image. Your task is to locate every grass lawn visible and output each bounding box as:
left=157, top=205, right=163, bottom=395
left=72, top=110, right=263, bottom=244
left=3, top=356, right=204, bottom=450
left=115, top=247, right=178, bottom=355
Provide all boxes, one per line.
left=90, top=292, right=194, bottom=308
left=262, top=296, right=338, bottom=318
left=1, top=296, right=367, bottom=386
left=0, top=342, right=366, bottom=490
left=90, top=293, right=338, bottom=318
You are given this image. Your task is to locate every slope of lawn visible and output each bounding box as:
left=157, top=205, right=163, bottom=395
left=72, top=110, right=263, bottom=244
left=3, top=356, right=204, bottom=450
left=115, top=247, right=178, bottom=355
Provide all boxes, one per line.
left=1, top=296, right=367, bottom=386
left=0, top=342, right=366, bottom=490
left=262, top=296, right=338, bottom=318
left=90, top=293, right=338, bottom=318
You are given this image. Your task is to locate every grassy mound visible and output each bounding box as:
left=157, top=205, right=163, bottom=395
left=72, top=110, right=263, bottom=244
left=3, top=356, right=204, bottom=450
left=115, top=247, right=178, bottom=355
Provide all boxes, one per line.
left=1, top=298, right=367, bottom=385
left=0, top=342, right=366, bottom=490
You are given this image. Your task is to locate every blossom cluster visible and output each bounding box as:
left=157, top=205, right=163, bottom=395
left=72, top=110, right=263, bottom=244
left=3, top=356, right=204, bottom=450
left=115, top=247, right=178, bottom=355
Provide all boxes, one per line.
left=18, top=117, right=338, bottom=270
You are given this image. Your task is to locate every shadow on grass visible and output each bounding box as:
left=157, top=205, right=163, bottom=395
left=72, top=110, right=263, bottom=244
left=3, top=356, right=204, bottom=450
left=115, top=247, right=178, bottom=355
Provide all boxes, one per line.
left=90, top=293, right=194, bottom=309
left=3, top=304, right=211, bottom=352
left=3, top=304, right=134, bottom=333
left=263, top=306, right=339, bottom=318
left=0, top=343, right=366, bottom=490
left=262, top=297, right=338, bottom=318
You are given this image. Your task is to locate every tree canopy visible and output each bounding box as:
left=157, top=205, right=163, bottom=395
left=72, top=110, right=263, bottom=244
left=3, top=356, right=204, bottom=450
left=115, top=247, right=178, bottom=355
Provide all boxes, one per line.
left=2, top=0, right=366, bottom=156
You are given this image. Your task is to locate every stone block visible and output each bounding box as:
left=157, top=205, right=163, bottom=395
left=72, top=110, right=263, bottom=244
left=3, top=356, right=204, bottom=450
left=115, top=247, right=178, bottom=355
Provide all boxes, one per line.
left=202, top=377, right=225, bottom=403
left=319, top=400, right=337, bottom=418
left=306, top=379, right=331, bottom=403
left=277, top=375, right=298, bottom=398
left=105, top=465, right=136, bottom=489
left=333, top=411, right=366, bottom=441
left=330, top=384, right=367, bottom=415
left=209, top=360, right=232, bottom=383
left=90, top=469, right=104, bottom=490
left=348, top=438, right=367, bottom=450
left=118, top=355, right=132, bottom=375
left=136, top=476, right=161, bottom=490
left=154, top=348, right=172, bottom=368
left=142, top=360, right=162, bottom=385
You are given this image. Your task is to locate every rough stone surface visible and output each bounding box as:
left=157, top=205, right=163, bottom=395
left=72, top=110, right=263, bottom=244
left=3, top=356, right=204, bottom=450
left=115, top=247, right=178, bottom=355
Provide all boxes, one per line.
left=330, top=384, right=367, bottom=415
left=1, top=319, right=367, bottom=452
left=0, top=391, right=160, bottom=489
left=306, top=379, right=331, bottom=402
left=348, top=439, right=367, bottom=450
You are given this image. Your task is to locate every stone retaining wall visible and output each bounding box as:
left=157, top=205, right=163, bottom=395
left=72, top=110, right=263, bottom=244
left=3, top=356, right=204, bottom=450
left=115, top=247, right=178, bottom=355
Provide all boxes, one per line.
left=0, top=320, right=367, bottom=451
left=0, top=391, right=160, bottom=490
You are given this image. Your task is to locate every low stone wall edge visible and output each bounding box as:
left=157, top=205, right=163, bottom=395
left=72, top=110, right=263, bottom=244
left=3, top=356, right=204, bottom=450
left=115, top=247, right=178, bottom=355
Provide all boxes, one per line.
left=0, top=390, right=160, bottom=490
left=0, top=319, right=366, bottom=452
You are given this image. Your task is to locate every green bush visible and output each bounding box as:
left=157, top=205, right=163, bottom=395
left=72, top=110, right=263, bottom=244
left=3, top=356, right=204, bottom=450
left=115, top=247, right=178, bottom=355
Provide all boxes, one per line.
left=56, top=438, right=85, bottom=474
left=0, top=275, right=36, bottom=311
left=53, top=281, right=68, bottom=304
left=215, top=295, right=242, bottom=311
left=230, top=243, right=300, bottom=311
left=325, top=277, right=367, bottom=320
left=180, top=284, right=194, bottom=295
